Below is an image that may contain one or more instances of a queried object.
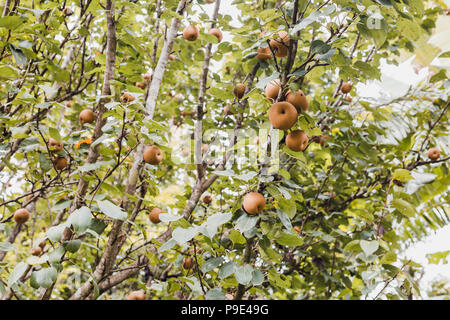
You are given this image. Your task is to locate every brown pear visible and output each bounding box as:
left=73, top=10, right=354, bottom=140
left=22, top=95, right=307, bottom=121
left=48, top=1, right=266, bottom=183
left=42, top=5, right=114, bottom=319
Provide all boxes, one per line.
left=269, top=30, right=290, bottom=58
left=242, top=192, right=266, bottom=215
left=168, top=54, right=176, bottom=61
left=202, top=195, right=212, bottom=204
left=144, top=72, right=152, bottom=82
left=286, top=90, right=309, bottom=112
left=79, top=109, right=95, bottom=124
left=48, top=138, right=63, bottom=152
left=340, top=82, right=352, bottom=94
left=31, top=247, right=42, bottom=256
left=127, top=290, right=146, bottom=300
left=319, top=134, right=330, bottom=146
left=62, top=7, right=73, bottom=16
left=273, top=30, right=290, bottom=46
left=209, top=28, right=223, bottom=42
left=286, top=130, right=309, bottom=152
left=63, top=101, right=72, bottom=108
left=256, top=47, right=272, bottom=61
left=13, top=208, right=30, bottom=224
left=233, top=83, right=246, bottom=99
left=182, top=256, right=194, bottom=270
left=149, top=208, right=162, bottom=224
left=345, top=96, right=353, bottom=103
left=268, top=102, right=298, bottom=130
left=183, top=25, right=199, bottom=41
left=427, top=147, right=440, bottom=160
left=143, top=145, right=163, bottom=165
left=53, top=157, right=68, bottom=170
left=224, top=105, right=233, bottom=115
left=272, top=43, right=288, bottom=58
left=38, top=239, right=46, bottom=249
left=265, top=79, right=281, bottom=100
left=136, top=82, right=147, bottom=89
left=120, top=92, right=135, bottom=104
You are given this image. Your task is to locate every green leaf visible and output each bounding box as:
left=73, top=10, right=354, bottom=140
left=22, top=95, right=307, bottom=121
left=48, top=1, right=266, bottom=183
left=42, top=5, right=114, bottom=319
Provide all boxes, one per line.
left=311, top=40, right=331, bottom=54
left=235, top=264, right=253, bottom=285
left=228, top=230, right=246, bottom=245
left=426, top=250, right=450, bottom=265
left=48, top=127, right=62, bottom=143
left=374, top=0, right=392, bottom=7
left=430, top=69, right=447, bottom=83
left=219, top=261, right=237, bottom=279
left=343, top=240, right=361, bottom=252
left=276, top=209, right=293, bottom=230
left=48, top=246, right=65, bottom=264
left=7, top=262, right=28, bottom=287
left=251, top=269, right=264, bottom=286
left=0, top=16, right=26, bottom=30
left=172, top=226, right=198, bottom=245
left=201, top=257, right=224, bottom=273
left=360, top=240, right=379, bottom=256
left=158, top=238, right=177, bottom=253
left=201, top=212, right=232, bottom=238
left=255, top=72, right=280, bottom=90
left=0, top=242, right=15, bottom=252
left=205, top=288, right=226, bottom=300
left=39, top=153, right=53, bottom=172
left=26, top=254, right=49, bottom=265
left=68, top=206, right=93, bottom=234
left=235, top=214, right=259, bottom=233
left=78, top=160, right=115, bottom=173
left=39, top=84, right=58, bottom=99
left=88, top=218, right=107, bottom=235
left=96, top=200, right=127, bottom=220
left=381, top=252, right=397, bottom=264
left=9, top=44, right=27, bottom=65
left=32, top=267, right=57, bottom=289
left=275, top=232, right=303, bottom=246
left=64, top=239, right=81, bottom=253
left=52, top=199, right=72, bottom=211
left=47, top=223, right=68, bottom=242
left=392, top=169, right=412, bottom=183
left=392, top=198, right=416, bottom=218
left=159, top=213, right=182, bottom=222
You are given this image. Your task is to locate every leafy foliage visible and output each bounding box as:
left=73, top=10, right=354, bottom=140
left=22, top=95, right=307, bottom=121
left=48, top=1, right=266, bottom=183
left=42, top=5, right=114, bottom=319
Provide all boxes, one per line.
left=0, top=0, right=449, bottom=300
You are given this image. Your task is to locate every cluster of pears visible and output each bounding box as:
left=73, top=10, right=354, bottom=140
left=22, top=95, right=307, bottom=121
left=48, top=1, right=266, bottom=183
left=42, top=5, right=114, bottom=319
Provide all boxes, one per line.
left=265, top=81, right=310, bottom=153
left=233, top=31, right=311, bottom=153
left=77, top=90, right=137, bottom=128
left=48, top=137, right=68, bottom=171
left=256, top=30, right=290, bottom=61
left=182, top=24, right=223, bottom=43
left=143, top=145, right=164, bottom=224
left=135, top=72, right=152, bottom=90
left=30, top=239, right=46, bottom=257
